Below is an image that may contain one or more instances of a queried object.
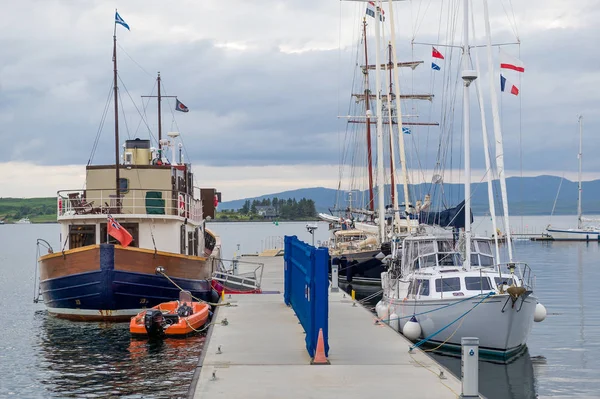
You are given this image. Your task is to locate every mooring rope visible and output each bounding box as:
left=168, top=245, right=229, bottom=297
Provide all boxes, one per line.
left=157, top=270, right=229, bottom=307
left=410, top=291, right=495, bottom=351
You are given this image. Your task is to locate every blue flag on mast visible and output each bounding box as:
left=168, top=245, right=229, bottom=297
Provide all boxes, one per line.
left=115, top=11, right=130, bottom=30
left=431, top=62, right=440, bottom=71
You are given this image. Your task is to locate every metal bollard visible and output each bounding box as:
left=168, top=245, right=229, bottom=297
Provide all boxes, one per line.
left=331, top=263, right=339, bottom=292
left=460, top=337, right=479, bottom=398
left=232, top=258, right=239, bottom=275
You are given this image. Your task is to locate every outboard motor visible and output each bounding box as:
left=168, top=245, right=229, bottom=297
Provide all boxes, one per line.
left=177, top=302, right=193, bottom=317
left=144, top=309, right=165, bottom=338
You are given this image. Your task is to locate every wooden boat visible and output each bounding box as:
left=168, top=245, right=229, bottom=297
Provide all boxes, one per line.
left=34, top=15, right=222, bottom=321
left=130, top=292, right=211, bottom=337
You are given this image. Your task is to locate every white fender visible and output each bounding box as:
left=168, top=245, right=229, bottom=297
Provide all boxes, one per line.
left=403, top=316, right=422, bottom=341
left=534, top=302, right=547, bottom=322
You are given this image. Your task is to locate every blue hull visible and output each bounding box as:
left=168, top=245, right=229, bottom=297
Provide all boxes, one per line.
left=40, top=244, right=217, bottom=321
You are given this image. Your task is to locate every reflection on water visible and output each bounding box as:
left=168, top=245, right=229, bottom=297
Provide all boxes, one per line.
left=35, top=313, right=204, bottom=398
left=431, top=349, right=537, bottom=399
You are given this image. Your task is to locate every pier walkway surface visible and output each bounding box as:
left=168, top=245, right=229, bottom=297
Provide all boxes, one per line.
left=191, top=256, right=464, bottom=399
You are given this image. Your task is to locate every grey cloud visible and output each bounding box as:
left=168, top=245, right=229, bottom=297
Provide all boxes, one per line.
left=0, top=0, right=599, bottom=180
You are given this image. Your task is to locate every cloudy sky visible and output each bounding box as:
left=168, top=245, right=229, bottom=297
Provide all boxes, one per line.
left=1, top=0, right=599, bottom=200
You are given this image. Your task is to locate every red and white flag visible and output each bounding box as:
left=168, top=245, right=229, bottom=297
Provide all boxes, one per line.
left=432, top=47, right=444, bottom=60
left=499, top=50, right=525, bottom=73
left=107, top=215, right=133, bottom=247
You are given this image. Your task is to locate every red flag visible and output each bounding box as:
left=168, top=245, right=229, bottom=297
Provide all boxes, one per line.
left=214, top=194, right=219, bottom=208
left=107, top=215, right=133, bottom=247
left=432, top=47, right=444, bottom=60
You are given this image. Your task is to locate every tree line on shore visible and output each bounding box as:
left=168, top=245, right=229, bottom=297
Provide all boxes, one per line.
left=218, top=197, right=317, bottom=220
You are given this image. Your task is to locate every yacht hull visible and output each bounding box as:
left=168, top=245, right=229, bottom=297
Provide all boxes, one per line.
left=546, top=228, right=600, bottom=241
left=329, top=249, right=385, bottom=298
left=38, top=244, right=218, bottom=321
left=383, top=293, right=536, bottom=358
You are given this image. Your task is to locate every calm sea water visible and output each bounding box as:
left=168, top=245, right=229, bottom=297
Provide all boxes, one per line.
left=0, top=216, right=598, bottom=398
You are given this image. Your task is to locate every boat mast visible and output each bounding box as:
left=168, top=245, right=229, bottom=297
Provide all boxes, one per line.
left=386, top=0, right=411, bottom=233
left=578, top=114, right=583, bottom=229
left=384, top=42, right=401, bottom=231
left=483, top=0, right=513, bottom=261
left=157, top=72, right=162, bottom=151
left=362, top=19, right=375, bottom=213
left=374, top=1, right=386, bottom=242
left=471, top=20, right=501, bottom=264
left=113, top=21, right=121, bottom=212
left=462, top=0, right=476, bottom=268
left=387, top=43, right=396, bottom=206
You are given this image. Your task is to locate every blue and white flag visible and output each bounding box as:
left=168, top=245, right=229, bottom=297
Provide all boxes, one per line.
left=431, top=62, right=440, bottom=71
left=115, top=11, right=130, bottom=31
left=402, top=127, right=411, bottom=135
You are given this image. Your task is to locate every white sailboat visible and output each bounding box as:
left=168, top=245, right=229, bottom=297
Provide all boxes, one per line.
left=546, top=115, right=600, bottom=241
left=376, top=0, right=546, bottom=358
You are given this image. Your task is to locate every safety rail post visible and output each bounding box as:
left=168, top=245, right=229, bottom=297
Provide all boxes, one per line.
left=283, top=236, right=329, bottom=358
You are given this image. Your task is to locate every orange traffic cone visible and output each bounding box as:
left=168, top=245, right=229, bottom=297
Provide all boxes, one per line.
left=311, top=328, right=330, bottom=365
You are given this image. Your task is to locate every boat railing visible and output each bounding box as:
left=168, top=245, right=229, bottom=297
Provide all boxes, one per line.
left=495, top=262, right=535, bottom=291
left=56, top=188, right=203, bottom=222
left=211, top=257, right=264, bottom=291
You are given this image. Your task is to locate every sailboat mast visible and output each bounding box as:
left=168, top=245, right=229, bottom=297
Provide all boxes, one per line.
left=578, top=114, right=583, bottom=229
left=112, top=30, right=121, bottom=211
left=483, top=0, right=513, bottom=260
left=473, top=52, right=501, bottom=263
left=362, top=19, right=375, bottom=213
left=386, top=0, right=411, bottom=233
left=157, top=72, right=162, bottom=149
left=462, top=0, right=475, bottom=268
left=387, top=43, right=396, bottom=206
left=374, top=2, right=386, bottom=242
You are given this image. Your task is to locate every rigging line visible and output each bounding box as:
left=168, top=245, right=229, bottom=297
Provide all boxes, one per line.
left=116, top=43, right=154, bottom=79
left=117, top=75, right=157, bottom=144
left=117, top=89, right=132, bottom=141
left=500, top=0, right=519, bottom=41
left=550, top=173, right=565, bottom=222
left=507, top=0, right=520, bottom=40
left=135, top=80, right=157, bottom=138
left=88, top=79, right=115, bottom=165
left=414, top=0, right=435, bottom=40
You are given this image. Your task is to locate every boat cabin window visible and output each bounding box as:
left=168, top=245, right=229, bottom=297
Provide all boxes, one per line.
left=100, top=223, right=139, bottom=247
left=405, top=239, right=462, bottom=270
left=69, top=225, right=96, bottom=249
left=187, top=228, right=199, bottom=256
left=471, top=240, right=495, bottom=266
left=435, top=277, right=461, bottom=292
left=465, top=276, right=492, bottom=291
left=408, top=279, right=430, bottom=297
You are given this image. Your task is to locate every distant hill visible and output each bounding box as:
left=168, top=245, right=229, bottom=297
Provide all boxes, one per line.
left=219, top=175, right=600, bottom=216
left=0, top=197, right=56, bottom=223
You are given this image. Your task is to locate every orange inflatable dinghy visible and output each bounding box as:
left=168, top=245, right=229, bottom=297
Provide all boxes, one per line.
left=130, top=291, right=211, bottom=338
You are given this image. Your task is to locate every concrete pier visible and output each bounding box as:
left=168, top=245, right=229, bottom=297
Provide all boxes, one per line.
left=190, top=256, right=465, bottom=399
